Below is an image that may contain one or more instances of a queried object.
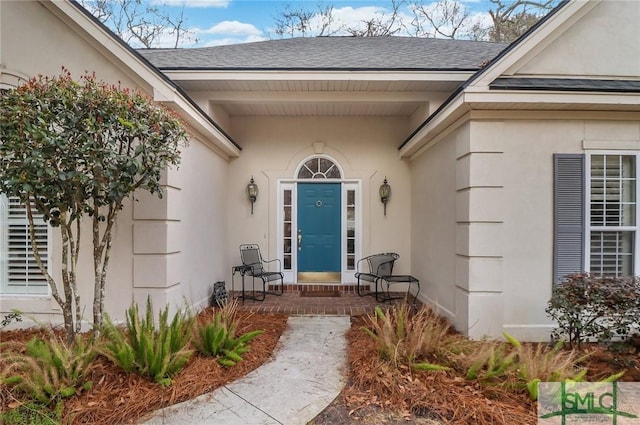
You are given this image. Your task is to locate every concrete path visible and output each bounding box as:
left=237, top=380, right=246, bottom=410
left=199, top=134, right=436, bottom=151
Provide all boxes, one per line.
left=140, top=315, right=351, bottom=425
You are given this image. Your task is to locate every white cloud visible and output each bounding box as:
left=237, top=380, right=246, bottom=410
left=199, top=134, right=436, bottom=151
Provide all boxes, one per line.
left=200, top=34, right=267, bottom=47
left=195, top=20, right=262, bottom=36
left=155, top=0, right=230, bottom=8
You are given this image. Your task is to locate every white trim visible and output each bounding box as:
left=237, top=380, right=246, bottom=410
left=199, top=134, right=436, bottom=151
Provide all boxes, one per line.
left=294, top=154, right=345, bottom=179
left=276, top=154, right=362, bottom=284
left=470, top=1, right=601, bottom=88
left=162, top=70, right=474, bottom=82
left=342, top=182, right=361, bottom=284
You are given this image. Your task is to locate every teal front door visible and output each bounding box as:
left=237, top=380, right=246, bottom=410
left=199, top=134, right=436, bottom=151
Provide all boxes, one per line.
left=297, top=183, right=341, bottom=282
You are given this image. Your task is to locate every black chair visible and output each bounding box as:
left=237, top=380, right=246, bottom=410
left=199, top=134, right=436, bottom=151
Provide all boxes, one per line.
left=355, top=253, right=398, bottom=299
left=355, top=252, right=420, bottom=303
left=239, top=244, right=284, bottom=301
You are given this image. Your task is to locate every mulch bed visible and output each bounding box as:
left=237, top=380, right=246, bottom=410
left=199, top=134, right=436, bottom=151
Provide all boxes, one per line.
left=315, top=316, right=640, bottom=425
left=2, top=310, right=639, bottom=424
left=0, top=309, right=288, bottom=424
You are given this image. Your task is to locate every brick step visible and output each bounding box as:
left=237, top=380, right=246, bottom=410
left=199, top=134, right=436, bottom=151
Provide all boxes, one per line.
left=268, top=283, right=369, bottom=294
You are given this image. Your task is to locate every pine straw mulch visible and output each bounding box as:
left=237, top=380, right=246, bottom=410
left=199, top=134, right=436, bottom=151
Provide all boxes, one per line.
left=325, top=315, right=640, bottom=425
left=2, top=310, right=639, bottom=425
left=0, top=309, right=288, bottom=424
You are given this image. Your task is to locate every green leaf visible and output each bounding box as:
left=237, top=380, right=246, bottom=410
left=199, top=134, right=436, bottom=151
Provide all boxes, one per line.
left=411, top=362, right=450, bottom=372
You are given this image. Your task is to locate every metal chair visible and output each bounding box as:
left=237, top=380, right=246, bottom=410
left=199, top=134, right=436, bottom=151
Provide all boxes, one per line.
left=355, top=252, right=420, bottom=303
left=355, top=253, right=398, bottom=299
left=239, top=244, right=284, bottom=301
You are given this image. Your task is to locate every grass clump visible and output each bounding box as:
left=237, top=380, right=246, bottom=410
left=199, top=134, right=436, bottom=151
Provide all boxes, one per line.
left=362, top=304, right=626, bottom=402
left=1, top=332, right=96, bottom=405
left=100, top=297, right=194, bottom=386
left=192, top=299, right=264, bottom=367
left=362, top=304, right=461, bottom=370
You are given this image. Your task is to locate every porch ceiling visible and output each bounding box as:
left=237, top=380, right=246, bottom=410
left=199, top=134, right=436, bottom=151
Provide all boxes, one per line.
left=170, top=74, right=469, bottom=117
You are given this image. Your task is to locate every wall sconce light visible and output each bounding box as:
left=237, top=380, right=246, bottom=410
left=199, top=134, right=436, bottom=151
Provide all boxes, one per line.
left=247, top=176, right=258, bottom=214
left=379, top=177, right=391, bottom=216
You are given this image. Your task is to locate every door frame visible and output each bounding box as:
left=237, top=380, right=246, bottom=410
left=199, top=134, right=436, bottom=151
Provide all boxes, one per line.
left=277, top=178, right=361, bottom=284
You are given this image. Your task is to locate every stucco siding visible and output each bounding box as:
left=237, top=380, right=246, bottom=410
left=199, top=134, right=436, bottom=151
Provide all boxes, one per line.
left=226, top=116, right=413, bottom=278
left=491, top=116, right=639, bottom=341
left=0, top=1, right=144, bottom=91
left=516, top=1, right=640, bottom=77
left=174, top=139, right=229, bottom=311
left=410, top=124, right=460, bottom=321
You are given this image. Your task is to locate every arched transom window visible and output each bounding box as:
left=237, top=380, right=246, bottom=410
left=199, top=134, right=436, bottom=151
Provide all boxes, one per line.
left=297, top=157, right=342, bottom=179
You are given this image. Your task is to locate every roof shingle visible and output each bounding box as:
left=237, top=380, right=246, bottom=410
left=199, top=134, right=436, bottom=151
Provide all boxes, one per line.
left=138, top=36, right=507, bottom=71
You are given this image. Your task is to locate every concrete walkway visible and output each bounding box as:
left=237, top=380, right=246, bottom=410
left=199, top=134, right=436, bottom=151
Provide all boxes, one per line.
left=140, top=315, right=352, bottom=425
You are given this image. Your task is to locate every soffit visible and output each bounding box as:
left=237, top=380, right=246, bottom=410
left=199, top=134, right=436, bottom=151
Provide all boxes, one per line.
left=172, top=76, right=466, bottom=117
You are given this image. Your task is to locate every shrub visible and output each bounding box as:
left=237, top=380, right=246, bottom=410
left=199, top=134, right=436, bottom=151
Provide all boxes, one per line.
left=546, top=273, right=640, bottom=347
left=362, top=304, right=460, bottom=370
left=192, top=300, right=263, bottom=367
left=1, top=333, right=96, bottom=404
left=100, top=298, right=194, bottom=386
left=458, top=332, right=624, bottom=400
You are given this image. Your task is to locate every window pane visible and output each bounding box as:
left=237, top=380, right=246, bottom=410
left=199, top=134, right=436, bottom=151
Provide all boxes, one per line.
left=284, top=255, right=291, bottom=270
left=591, top=155, right=605, bottom=177
left=345, top=189, right=356, bottom=270
left=297, top=157, right=341, bottom=179
left=319, top=158, right=332, bottom=173
left=590, top=155, right=636, bottom=227
left=590, top=231, right=634, bottom=276
left=282, top=189, right=293, bottom=270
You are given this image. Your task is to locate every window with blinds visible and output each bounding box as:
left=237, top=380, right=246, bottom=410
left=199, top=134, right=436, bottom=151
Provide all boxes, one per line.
left=589, top=155, right=637, bottom=276
left=0, top=196, right=50, bottom=295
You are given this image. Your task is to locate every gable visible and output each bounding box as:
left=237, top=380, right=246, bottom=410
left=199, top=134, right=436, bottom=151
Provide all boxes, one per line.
left=509, top=0, right=640, bottom=78
left=0, top=1, right=141, bottom=88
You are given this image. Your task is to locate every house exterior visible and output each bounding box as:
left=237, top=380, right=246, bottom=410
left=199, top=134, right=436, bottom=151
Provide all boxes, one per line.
left=1, top=0, right=638, bottom=341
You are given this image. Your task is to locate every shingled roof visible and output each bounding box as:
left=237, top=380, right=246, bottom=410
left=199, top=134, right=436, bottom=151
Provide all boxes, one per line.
left=138, top=36, right=507, bottom=71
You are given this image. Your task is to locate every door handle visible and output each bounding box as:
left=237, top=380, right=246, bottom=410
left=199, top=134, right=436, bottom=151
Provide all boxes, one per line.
left=298, top=230, right=302, bottom=251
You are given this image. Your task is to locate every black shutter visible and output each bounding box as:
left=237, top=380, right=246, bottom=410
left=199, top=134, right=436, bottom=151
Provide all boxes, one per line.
left=553, top=154, right=585, bottom=283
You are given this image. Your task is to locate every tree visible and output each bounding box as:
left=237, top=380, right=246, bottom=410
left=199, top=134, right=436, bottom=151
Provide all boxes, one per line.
left=488, top=0, right=558, bottom=42
left=272, top=0, right=404, bottom=38
left=273, top=4, right=341, bottom=38
left=79, top=0, right=196, bottom=48
left=345, top=0, right=404, bottom=37
left=0, top=69, right=188, bottom=342
left=408, top=0, right=470, bottom=39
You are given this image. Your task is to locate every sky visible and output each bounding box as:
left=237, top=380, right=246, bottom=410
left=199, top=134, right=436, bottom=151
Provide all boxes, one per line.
left=134, top=0, right=500, bottom=47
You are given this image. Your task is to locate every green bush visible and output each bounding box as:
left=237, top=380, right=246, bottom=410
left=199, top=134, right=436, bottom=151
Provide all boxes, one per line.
left=100, top=298, right=194, bottom=386
left=193, top=300, right=263, bottom=367
left=1, top=333, right=96, bottom=404
left=546, top=273, right=640, bottom=347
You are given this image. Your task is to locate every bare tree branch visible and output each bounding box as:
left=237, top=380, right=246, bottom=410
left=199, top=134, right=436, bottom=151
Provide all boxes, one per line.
left=489, top=0, right=558, bottom=42
left=79, top=0, right=196, bottom=48
left=411, top=0, right=463, bottom=38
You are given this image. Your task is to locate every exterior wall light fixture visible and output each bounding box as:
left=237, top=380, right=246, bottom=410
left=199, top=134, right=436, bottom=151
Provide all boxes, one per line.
left=379, top=177, right=391, bottom=216
left=247, top=176, right=258, bottom=214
